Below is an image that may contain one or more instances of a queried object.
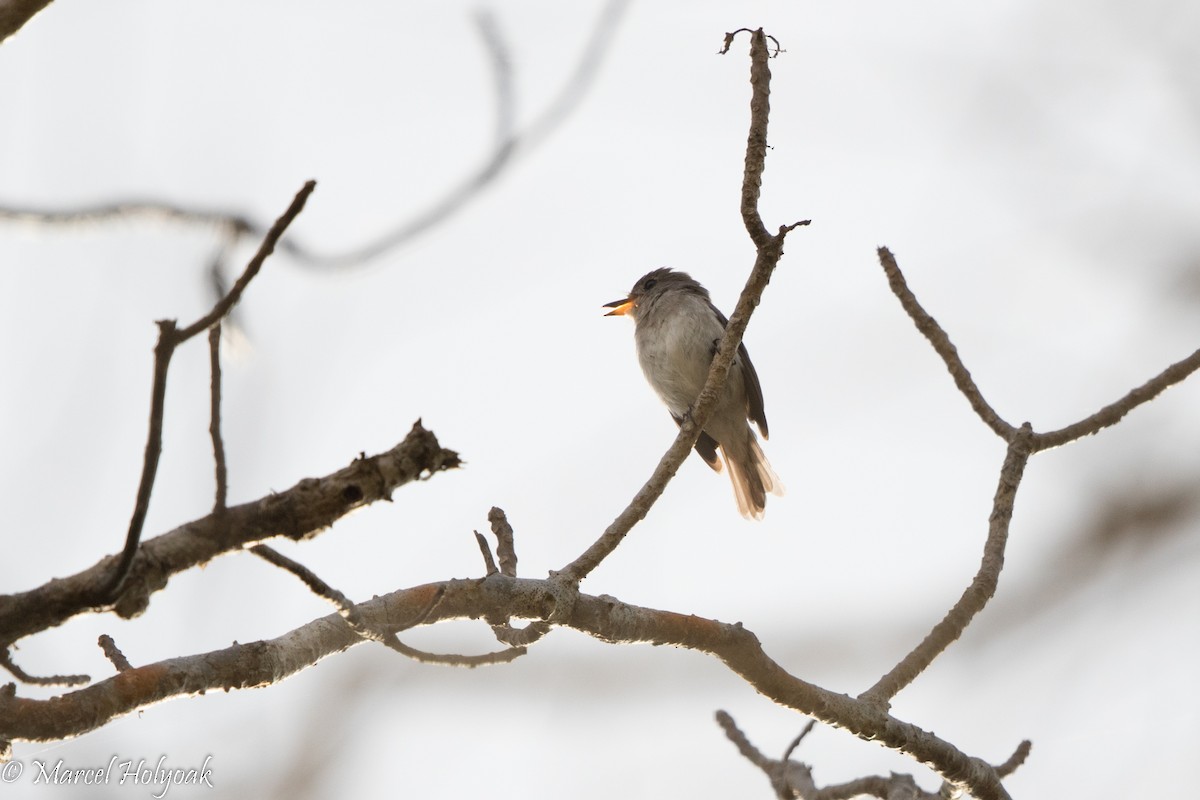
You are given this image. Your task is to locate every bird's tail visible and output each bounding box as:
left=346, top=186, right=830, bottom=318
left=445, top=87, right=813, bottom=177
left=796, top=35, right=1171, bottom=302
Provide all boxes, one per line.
left=721, top=430, right=783, bottom=520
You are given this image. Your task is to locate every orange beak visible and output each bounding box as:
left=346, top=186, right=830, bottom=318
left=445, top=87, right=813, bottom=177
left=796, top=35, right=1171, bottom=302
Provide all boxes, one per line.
left=603, top=298, right=635, bottom=317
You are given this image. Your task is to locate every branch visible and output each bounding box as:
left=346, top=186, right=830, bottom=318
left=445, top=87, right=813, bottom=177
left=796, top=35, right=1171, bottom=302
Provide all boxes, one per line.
left=208, top=324, right=228, bottom=512
left=0, top=2, right=630, bottom=269
left=735, top=27, right=776, bottom=248
left=1031, top=344, right=1200, bottom=451
left=0, top=421, right=460, bottom=653
left=0, top=650, right=86, bottom=688
left=559, top=28, right=809, bottom=584
left=859, top=425, right=1032, bottom=707
left=0, top=0, right=55, bottom=45
left=0, top=577, right=1018, bottom=800
left=488, top=506, right=518, bottom=577
left=877, top=247, right=1017, bottom=439
left=97, top=635, right=132, bottom=673
left=250, top=545, right=523, bottom=668
left=102, top=180, right=316, bottom=601
left=718, top=711, right=947, bottom=800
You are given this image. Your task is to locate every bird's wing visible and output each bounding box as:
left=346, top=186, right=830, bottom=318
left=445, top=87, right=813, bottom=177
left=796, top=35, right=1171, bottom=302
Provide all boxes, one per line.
left=709, top=303, right=769, bottom=440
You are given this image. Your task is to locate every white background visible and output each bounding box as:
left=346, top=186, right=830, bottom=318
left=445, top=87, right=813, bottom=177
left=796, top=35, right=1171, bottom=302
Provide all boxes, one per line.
left=2, top=1, right=1199, bottom=797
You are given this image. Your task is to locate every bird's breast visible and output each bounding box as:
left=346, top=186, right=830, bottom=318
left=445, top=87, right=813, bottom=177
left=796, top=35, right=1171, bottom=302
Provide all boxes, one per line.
left=634, top=298, right=731, bottom=416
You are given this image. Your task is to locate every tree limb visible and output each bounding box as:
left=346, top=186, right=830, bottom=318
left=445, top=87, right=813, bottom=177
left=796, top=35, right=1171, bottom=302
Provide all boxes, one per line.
left=0, top=421, right=459, bottom=654
left=0, top=575, right=1017, bottom=800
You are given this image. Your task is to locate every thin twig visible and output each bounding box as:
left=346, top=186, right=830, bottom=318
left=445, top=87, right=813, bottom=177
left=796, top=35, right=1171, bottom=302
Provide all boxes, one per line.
left=250, top=546, right=522, bottom=667
left=474, top=531, right=499, bottom=576
left=97, top=635, right=132, bottom=672
left=0, top=4, right=630, bottom=270
left=101, top=181, right=315, bottom=602
left=1031, top=345, right=1200, bottom=451
left=994, top=739, right=1032, bottom=778
left=176, top=181, right=316, bottom=340
left=716, top=710, right=774, bottom=771
left=488, top=620, right=552, bottom=647
left=0, top=649, right=88, bottom=687
left=559, top=28, right=805, bottom=584
left=208, top=324, right=228, bottom=512
left=374, top=633, right=526, bottom=668
left=859, top=425, right=1033, bottom=707
left=250, top=545, right=355, bottom=610
left=736, top=28, right=774, bottom=248
left=781, top=719, right=817, bottom=762
left=877, top=247, right=1017, bottom=440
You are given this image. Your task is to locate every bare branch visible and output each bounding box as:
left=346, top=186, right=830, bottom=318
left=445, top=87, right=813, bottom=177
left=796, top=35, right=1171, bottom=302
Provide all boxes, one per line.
left=0, top=4, right=629, bottom=270
left=877, top=247, right=1017, bottom=440
left=102, top=180, right=316, bottom=601
left=251, top=546, right=523, bottom=668
left=0, top=421, right=459, bottom=650
left=177, top=181, right=315, bottom=340
left=995, top=739, right=1033, bottom=778
left=1031, top=345, right=1200, bottom=451
left=474, top=531, right=499, bottom=576
left=716, top=710, right=779, bottom=775
left=488, top=507, right=518, bottom=577
left=373, top=632, right=525, bottom=668
left=0, top=577, right=1018, bottom=799
left=859, top=425, right=1033, bottom=707
left=97, top=635, right=132, bottom=673
left=781, top=719, right=817, bottom=762
left=0, top=649, right=87, bottom=688
left=734, top=28, right=774, bottom=247
left=208, top=324, right=228, bottom=512
left=249, top=545, right=355, bottom=611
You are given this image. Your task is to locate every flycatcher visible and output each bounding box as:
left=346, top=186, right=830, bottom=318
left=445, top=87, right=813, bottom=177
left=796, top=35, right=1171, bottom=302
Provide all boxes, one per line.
left=604, top=268, right=782, bottom=519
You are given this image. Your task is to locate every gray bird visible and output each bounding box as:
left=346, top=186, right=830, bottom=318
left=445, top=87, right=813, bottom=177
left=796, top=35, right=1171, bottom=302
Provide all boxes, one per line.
left=604, top=268, right=782, bottom=519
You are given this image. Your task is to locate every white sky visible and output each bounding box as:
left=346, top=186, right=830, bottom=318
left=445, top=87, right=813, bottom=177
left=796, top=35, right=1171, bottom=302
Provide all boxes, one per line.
left=2, top=1, right=1199, bottom=798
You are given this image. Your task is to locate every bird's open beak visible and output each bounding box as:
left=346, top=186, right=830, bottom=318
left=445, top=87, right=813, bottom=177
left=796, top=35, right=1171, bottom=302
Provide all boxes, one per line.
left=603, top=298, right=635, bottom=316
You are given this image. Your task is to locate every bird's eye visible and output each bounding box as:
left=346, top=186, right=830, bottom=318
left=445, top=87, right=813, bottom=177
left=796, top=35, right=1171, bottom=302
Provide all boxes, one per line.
left=644, top=278, right=658, bottom=290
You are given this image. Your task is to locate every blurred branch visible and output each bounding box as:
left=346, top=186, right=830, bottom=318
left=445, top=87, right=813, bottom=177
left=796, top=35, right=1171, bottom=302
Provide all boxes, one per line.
left=0, top=650, right=86, bottom=688
left=559, top=28, right=810, bottom=584
left=96, top=635, right=132, bottom=673
left=0, top=2, right=630, bottom=270
left=0, top=0, right=56, bottom=45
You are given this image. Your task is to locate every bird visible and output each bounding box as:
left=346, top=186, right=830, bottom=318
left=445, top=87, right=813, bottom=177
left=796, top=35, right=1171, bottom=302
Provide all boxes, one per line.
left=604, top=268, right=782, bottom=519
